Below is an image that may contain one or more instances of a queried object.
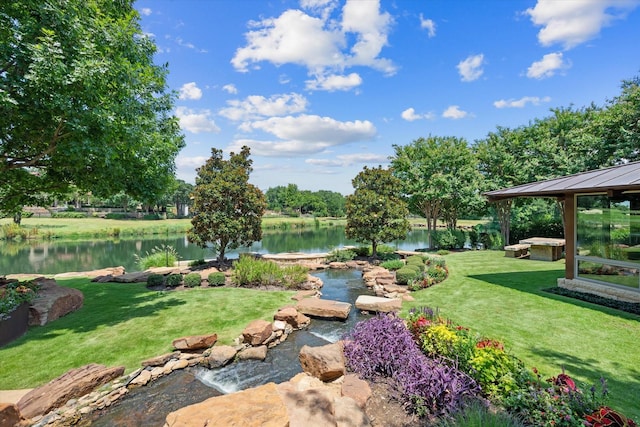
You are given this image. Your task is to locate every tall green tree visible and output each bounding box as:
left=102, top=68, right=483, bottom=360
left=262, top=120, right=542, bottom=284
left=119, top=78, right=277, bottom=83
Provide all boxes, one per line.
left=188, top=147, right=266, bottom=262
left=345, top=166, right=410, bottom=258
left=0, top=0, right=184, bottom=223
left=391, top=136, right=483, bottom=246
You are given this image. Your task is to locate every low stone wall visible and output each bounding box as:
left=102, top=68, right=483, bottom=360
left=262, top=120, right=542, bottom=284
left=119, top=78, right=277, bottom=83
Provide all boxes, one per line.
left=558, top=278, right=640, bottom=303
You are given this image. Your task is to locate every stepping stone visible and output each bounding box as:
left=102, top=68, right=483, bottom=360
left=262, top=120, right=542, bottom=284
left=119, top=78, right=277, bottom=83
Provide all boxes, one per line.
left=296, top=298, right=351, bottom=320
left=355, top=295, right=401, bottom=313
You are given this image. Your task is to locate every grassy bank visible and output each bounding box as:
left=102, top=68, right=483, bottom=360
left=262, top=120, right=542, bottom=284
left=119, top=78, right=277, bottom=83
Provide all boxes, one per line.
left=0, top=279, right=294, bottom=389
left=403, top=250, right=640, bottom=420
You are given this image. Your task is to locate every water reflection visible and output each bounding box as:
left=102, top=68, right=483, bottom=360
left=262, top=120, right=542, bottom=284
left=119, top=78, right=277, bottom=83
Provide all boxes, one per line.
left=0, top=227, right=434, bottom=275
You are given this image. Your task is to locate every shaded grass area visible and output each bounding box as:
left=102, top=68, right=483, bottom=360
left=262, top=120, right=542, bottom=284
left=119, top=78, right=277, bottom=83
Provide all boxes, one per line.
left=402, top=250, right=640, bottom=421
left=0, top=279, right=294, bottom=389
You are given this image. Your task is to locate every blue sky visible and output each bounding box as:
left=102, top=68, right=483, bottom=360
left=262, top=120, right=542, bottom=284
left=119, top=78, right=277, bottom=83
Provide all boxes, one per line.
left=135, top=0, right=640, bottom=195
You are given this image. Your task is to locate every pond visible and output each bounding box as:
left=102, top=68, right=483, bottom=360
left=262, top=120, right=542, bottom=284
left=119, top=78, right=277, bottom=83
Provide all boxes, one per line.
left=0, top=226, right=434, bottom=275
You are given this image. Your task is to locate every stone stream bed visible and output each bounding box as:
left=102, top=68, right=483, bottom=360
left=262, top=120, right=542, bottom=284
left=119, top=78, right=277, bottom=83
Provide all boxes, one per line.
left=78, top=269, right=376, bottom=426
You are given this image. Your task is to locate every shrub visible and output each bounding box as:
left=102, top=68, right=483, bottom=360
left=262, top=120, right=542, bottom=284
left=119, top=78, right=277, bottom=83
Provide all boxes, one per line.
left=146, top=273, right=165, bottom=288
left=142, top=213, right=162, bottom=220
left=468, top=344, right=529, bottom=400
left=354, top=246, right=371, bottom=257
left=165, top=274, right=183, bottom=287
left=377, top=244, right=399, bottom=261
left=406, top=255, right=425, bottom=265
left=0, top=280, right=40, bottom=321
left=436, top=398, right=526, bottom=427
left=344, top=314, right=480, bottom=417
left=427, top=265, right=449, bottom=283
left=396, top=267, right=419, bottom=285
left=105, top=213, right=128, bottom=220
left=207, top=272, right=226, bottom=286
left=585, top=406, right=638, bottom=427
left=0, top=223, right=28, bottom=240
left=437, top=249, right=450, bottom=256
left=189, top=259, right=207, bottom=267
left=326, top=248, right=356, bottom=262
left=452, top=229, right=467, bottom=249
left=282, top=264, right=309, bottom=289
left=183, top=273, right=202, bottom=288
left=231, top=256, right=307, bottom=288
left=404, top=263, right=423, bottom=274
left=135, top=244, right=179, bottom=270
left=380, top=260, right=404, bottom=271
left=433, top=229, right=457, bottom=249
left=51, top=212, right=87, bottom=218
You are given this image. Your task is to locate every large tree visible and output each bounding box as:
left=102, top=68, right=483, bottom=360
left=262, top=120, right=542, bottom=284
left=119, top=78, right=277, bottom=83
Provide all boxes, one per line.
left=0, top=0, right=184, bottom=223
left=391, top=136, right=483, bottom=246
left=345, top=166, right=410, bottom=258
left=188, top=146, right=266, bottom=262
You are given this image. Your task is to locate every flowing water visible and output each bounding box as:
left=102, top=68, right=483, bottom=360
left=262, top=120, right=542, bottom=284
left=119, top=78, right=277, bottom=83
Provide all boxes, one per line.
left=84, top=269, right=375, bottom=426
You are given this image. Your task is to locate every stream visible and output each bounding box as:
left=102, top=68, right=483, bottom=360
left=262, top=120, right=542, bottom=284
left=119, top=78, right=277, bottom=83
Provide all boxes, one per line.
left=82, top=268, right=374, bottom=426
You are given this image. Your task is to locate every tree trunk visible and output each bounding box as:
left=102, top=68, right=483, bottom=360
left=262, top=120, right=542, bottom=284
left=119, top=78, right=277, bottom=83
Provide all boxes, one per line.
left=371, top=240, right=378, bottom=258
left=495, top=200, right=512, bottom=246
left=13, top=211, right=22, bottom=225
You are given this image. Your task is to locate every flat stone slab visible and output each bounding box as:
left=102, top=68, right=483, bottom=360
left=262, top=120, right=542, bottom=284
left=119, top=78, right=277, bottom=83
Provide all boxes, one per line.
left=296, top=298, right=351, bottom=320
left=355, top=295, right=401, bottom=313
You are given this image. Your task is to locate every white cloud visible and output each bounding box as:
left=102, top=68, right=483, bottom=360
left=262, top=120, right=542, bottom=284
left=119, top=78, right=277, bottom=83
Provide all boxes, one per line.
left=420, top=14, right=436, bottom=37
left=401, top=107, right=434, bottom=122
left=526, top=0, right=639, bottom=50
left=176, top=155, right=208, bottom=169
left=306, top=153, right=389, bottom=167
left=493, top=96, right=552, bottom=108
left=222, top=84, right=238, bottom=94
left=175, top=37, right=208, bottom=53
left=457, top=54, right=485, bottom=82
left=178, top=82, right=202, bottom=100
left=140, top=8, right=152, bottom=16
left=219, top=93, right=308, bottom=121
left=175, top=107, right=220, bottom=133
left=305, top=73, right=363, bottom=91
left=228, top=114, right=376, bottom=156
left=231, top=0, right=395, bottom=91
left=442, top=105, right=469, bottom=119
left=526, top=52, right=571, bottom=79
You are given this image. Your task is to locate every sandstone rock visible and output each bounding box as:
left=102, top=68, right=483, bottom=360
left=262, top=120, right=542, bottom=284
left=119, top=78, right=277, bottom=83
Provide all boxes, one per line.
left=376, top=277, right=396, bottom=287
left=272, top=320, right=288, bottom=331
left=17, top=364, right=125, bottom=419
left=164, top=358, right=189, bottom=373
left=276, top=381, right=336, bottom=427
left=382, top=283, right=408, bottom=294
left=142, top=351, right=181, bottom=367
left=196, top=267, right=219, bottom=281
left=28, top=279, right=84, bottom=326
left=128, top=369, right=152, bottom=387
left=237, top=345, right=268, bottom=361
left=112, top=271, right=151, bottom=283
left=296, top=298, right=351, bottom=320
left=402, top=294, right=415, bottom=302
left=172, top=333, right=218, bottom=351
left=165, top=382, right=288, bottom=427
left=0, top=403, right=22, bottom=427
left=334, top=396, right=371, bottom=427
left=341, top=374, right=371, bottom=408
left=291, top=290, right=318, bottom=301
left=299, top=342, right=345, bottom=382
left=274, top=307, right=311, bottom=329
left=147, top=267, right=181, bottom=275
left=202, top=345, right=236, bottom=368
left=242, top=320, right=273, bottom=345
left=355, top=295, right=401, bottom=313
left=329, top=262, right=349, bottom=269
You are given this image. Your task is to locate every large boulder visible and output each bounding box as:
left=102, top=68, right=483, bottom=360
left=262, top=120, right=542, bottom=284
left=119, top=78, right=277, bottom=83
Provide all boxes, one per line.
left=0, top=403, right=23, bottom=427
left=172, top=333, right=218, bottom=351
left=299, top=341, right=345, bottom=382
left=354, top=295, right=401, bottom=313
left=242, top=319, right=273, bottom=346
left=237, top=345, right=268, bottom=361
left=28, top=279, right=83, bottom=326
left=164, top=382, right=288, bottom=427
left=17, top=363, right=124, bottom=420
left=341, top=374, right=371, bottom=408
left=296, top=298, right=351, bottom=320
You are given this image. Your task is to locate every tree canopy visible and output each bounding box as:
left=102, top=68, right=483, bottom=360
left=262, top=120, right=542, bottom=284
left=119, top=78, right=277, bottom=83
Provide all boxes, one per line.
left=0, top=0, right=184, bottom=222
left=345, top=166, right=410, bottom=257
left=188, top=146, right=266, bottom=262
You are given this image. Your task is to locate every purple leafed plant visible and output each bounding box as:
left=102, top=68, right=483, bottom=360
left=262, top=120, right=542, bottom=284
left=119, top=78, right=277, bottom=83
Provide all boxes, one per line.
left=343, top=313, right=480, bottom=417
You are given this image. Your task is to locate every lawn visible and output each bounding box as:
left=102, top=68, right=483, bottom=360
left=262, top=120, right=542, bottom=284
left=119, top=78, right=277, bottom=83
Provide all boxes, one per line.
left=403, top=250, right=640, bottom=421
left=0, top=279, right=294, bottom=389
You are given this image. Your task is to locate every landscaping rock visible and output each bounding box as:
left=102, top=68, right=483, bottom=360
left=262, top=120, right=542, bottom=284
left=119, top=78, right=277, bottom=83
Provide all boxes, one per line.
left=172, top=333, right=218, bottom=351
left=112, top=271, right=151, bottom=283
left=299, top=341, right=346, bottom=382
left=341, top=374, right=371, bottom=408
left=129, top=369, right=152, bottom=387
left=329, top=262, right=349, bottom=269
left=164, top=382, right=288, bottom=427
left=202, top=345, right=237, bottom=368
left=277, top=381, right=336, bottom=427
left=334, top=396, right=371, bottom=427
left=238, top=345, right=268, bottom=361
left=355, top=295, right=401, bottom=313
left=28, top=278, right=84, bottom=326
left=291, top=290, right=319, bottom=301
left=17, top=363, right=125, bottom=420
left=382, top=283, right=408, bottom=294
left=0, top=403, right=22, bottom=426
left=274, top=306, right=311, bottom=329
left=142, top=351, right=181, bottom=367
left=296, top=298, right=351, bottom=320
left=242, top=319, right=273, bottom=345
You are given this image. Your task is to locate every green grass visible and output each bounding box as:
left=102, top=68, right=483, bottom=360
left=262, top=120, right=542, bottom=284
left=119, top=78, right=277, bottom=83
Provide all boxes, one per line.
left=0, top=279, right=294, bottom=389
left=402, top=250, right=640, bottom=421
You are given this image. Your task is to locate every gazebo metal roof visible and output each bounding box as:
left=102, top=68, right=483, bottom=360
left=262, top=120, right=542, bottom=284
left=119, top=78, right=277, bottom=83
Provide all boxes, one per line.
left=484, top=161, right=640, bottom=201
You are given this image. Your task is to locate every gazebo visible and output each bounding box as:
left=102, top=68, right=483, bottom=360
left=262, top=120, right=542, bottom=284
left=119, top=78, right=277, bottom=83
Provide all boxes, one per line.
left=485, top=161, right=640, bottom=303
